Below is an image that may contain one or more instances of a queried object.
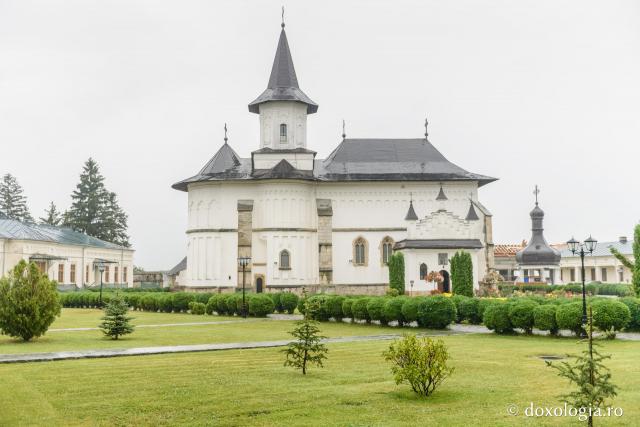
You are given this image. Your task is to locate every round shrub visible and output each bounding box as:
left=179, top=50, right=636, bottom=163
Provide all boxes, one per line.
left=591, top=299, right=630, bottom=336
left=189, top=301, right=206, bottom=315
left=140, top=294, right=158, bottom=312
left=620, top=297, right=640, bottom=331
left=205, top=295, right=218, bottom=315
left=124, top=294, right=141, bottom=310
left=417, top=296, right=457, bottom=329
left=217, top=294, right=230, bottom=315
left=326, top=295, right=346, bottom=321
left=157, top=294, right=174, bottom=313
left=172, top=292, right=196, bottom=312
left=366, top=297, right=388, bottom=325
left=533, top=304, right=558, bottom=335
left=477, top=298, right=500, bottom=320
left=194, top=292, right=213, bottom=305
left=352, top=298, right=371, bottom=323
left=401, top=297, right=424, bottom=324
left=307, top=295, right=331, bottom=321
left=269, top=293, right=283, bottom=313
left=248, top=294, right=275, bottom=317
left=555, top=302, right=584, bottom=336
left=383, top=296, right=408, bottom=326
left=450, top=295, right=470, bottom=323
left=507, top=299, right=539, bottom=334
left=225, top=294, right=241, bottom=315
left=483, top=303, right=512, bottom=334
left=342, top=298, right=355, bottom=321
left=458, top=298, right=482, bottom=324
left=279, top=293, right=299, bottom=314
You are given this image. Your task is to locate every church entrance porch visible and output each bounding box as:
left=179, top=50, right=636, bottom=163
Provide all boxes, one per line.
left=255, top=275, right=265, bottom=293
left=439, top=270, right=451, bottom=293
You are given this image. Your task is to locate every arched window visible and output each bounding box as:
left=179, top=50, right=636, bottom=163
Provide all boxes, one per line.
left=419, top=263, right=428, bottom=280
left=353, top=237, right=368, bottom=266
left=279, top=250, right=291, bottom=269
left=381, top=237, right=394, bottom=265
left=280, top=123, right=288, bottom=142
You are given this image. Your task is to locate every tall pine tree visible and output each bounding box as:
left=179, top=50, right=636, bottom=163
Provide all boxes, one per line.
left=65, top=158, right=130, bottom=247
left=0, top=174, right=34, bottom=222
left=39, top=201, right=63, bottom=226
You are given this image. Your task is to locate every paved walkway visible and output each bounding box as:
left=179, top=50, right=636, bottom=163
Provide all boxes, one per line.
left=49, top=319, right=260, bottom=332
left=0, top=332, right=456, bottom=364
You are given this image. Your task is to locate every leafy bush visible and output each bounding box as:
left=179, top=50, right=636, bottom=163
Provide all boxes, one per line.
left=591, top=299, right=630, bottom=338
left=450, top=295, right=470, bottom=323
left=307, top=295, right=331, bottom=321
left=0, top=261, right=62, bottom=341
left=342, top=298, right=355, bottom=321
left=352, top=298, right=371, bottom=323
left=217, top=294, right=230, bottom=315
left=140, top=294, right=158, bottom=312
left=533, top=304, right=558, bottom=335
left=248, top=294, right=275, bottom=317
left=225, top=294, right=241, bottom=315
left=383, top=296, right=408, bottom=326
left=555, top=302, right=584, bottom=336
left=458, top=298, right=482, bottom=324
left=296, top=294, right=307, bottom=314
left=401, top=297, right=423, bottom=325
left=383, top=334, right=454, bottom=397
left=483, top=303, right=512, bottom=334
left=172, top=292, right=196, bottom=312
left=388, top=252, right=405, bottom=294
left=477, top=298, right=500, bottom=320
left=507, top=299, right=539, bottom=334
left=280, top=293, right=299, bottom=314
left=157, top=294, right=174, bottom=313
left=620, top=297, right=640, bottom=331
left=188, top=301, right=206, bottom=315
left=326, top=295, right=345, bottom=321
left=205, top=295, right=220, bottom=315
left=124, top=294, right=141, bottom=310
left=417, top=296, right=456, bottom=329
left=450, top=251, right=474, bottom=297
left=367, top=297, right=388, bottom=325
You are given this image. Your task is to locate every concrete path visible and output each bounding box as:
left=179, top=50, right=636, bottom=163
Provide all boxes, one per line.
left=49, top=319, right=260, bottom=332
left=0, top=332, right=456, bottom=364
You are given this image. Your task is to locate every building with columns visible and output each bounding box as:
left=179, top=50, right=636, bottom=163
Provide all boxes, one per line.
left=514, top=194, right=561, bottom=283
left=0, top=213, right=134, bottom=289
left=171, top=21, right=497, bottom=294
left=558, top=236, right=634, bottom=284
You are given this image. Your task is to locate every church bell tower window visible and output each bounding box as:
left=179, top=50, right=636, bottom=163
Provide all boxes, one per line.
left=280, top=123, right=288, bottom=143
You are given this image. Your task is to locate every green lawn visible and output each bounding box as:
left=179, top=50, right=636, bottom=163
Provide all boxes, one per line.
left=0, top=309, right=404, bottom=355
left=0, top=310, right=638, bottom=426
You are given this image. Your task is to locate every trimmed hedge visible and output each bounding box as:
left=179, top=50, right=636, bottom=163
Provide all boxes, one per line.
left=366, top=297, right=388, bottom=325
left=533, top=304, right=558, bottom=335
left=483, top=303, right=512, bottom=334
left=342, top=298, right=355, bottom=321
left=458, top=298, right=482, bottom=324
left=248, top=294, right=275, bottom=317
left=188, top=301, right=206, bottom=315
left=417, top=296, right=456, bottom=329
left=498, top=282, right=633, bottom=297
left=383, top=296, right=408, bottom=326
left=555, top=302, right=584, bottom=336
left=620, top=297, right=640, bottom=331
left=326, top=295, right=346, bottom=321
left=352, top=298, right=372, bottom=323
left=279, top=293, right=299, bottom=314
left=507, top=299, right=539, bottom=334
left=450, top=295, right=470, bottom=323
left=591, top=299, right=630, bottom=335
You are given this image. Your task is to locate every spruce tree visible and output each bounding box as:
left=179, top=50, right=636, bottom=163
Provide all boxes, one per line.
left=39, top=201, right=63, bottom=226
left=99, top=293, right=134, bottom=340
left=0, top=174, right=34, bottom=222
left=547, top=308, right=618, bottom=427
left=451, top=251, right=474, bottom=296
left=283, top=291, right=328, bottom=375
left=65, top=158, right=130, bottom=246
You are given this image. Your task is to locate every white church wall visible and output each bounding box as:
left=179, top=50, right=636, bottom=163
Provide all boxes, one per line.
left=253, top=152, right=315, bottom=170
left=258, top=101, right=308, bottom=149
left=263, top=231, right=319, bottom=286
left=403, top=248, right=483, bottom=293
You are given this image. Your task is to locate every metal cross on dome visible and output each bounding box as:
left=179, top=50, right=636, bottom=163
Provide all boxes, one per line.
left=224, top=123, right=228, bottom=143
left=533, top=185, right=540, bottom=205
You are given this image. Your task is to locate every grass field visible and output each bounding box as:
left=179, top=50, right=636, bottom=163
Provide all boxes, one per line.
left=0, top=310, right=638, bottom=426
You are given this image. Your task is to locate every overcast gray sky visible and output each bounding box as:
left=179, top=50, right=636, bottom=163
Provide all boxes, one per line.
left=1, top=0, right=639, bottom=270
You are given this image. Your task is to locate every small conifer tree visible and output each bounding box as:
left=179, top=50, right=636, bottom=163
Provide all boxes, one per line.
left=99, top=293, right=134, bottom=340
left=547, top=307, right=618, bottom=427
left=282, top=291, right=328, bottom=375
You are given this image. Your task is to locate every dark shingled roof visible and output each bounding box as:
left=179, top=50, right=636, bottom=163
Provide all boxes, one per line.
left=172, top=138, right=497, bottom=191
left=248, top=28, right=318, bottom=114
left=516, top=203, right=561, bottom=266
left=251, top=159, right=315, bottom=180
left=404, top=201, right=418, bottom=221
left=168, top=257, right=187, bottom=276
left=394, top=239, right=484, bottom=250
left=465, top=201, right=479, bottom=221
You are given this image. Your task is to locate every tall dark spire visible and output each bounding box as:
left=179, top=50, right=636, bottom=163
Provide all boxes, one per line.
left=465, top=200, right=479, bottom=221
left=436, top=183, right=448, bottom=201
left=515, top=188, right=560, bottom=266
left=248, top=19, right=318, bottom=114
left=404, top=194, right=418, bottom=221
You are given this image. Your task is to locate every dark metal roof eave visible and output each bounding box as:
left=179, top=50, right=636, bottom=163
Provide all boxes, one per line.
left=394, top=239, right=484, bottom=250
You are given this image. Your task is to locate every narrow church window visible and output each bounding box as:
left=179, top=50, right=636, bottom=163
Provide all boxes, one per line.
left=280, top=123, right=288, bottom=142
left=279, top=250, right=291, bottom=269
left=353, top=237, right=367, bottom=266
left=381, top=237, right=394, bottom=264
left=419, top=263, right=428, bottom=280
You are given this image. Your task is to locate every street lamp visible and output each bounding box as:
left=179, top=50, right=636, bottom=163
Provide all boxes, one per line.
left=97, top=262, right=106, bottom=307
left=238, top=257, right=251, bottom=318
left=566, top=236, right=598, bottom=332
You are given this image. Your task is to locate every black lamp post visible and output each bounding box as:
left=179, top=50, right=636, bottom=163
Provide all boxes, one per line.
left=566, top=236, right=597, bottom=331
left=98, top=263, right=106, bottom=307
left=238, top=257, right=251, bottom=318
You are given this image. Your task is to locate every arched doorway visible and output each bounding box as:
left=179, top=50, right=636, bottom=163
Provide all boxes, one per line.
left=255, top=276, right=264, bottom=293
left=440, top=270, right=450, bottom=293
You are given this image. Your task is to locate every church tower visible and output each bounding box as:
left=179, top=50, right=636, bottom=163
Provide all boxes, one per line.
left=248, top=20, right=318, bottom=172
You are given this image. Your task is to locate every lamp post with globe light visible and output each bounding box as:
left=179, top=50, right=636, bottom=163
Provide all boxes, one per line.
left=566, top=236, right=598, bottom=331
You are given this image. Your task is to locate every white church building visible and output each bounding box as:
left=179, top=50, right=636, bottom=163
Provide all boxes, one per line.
left=172, top=21, right=497, bottom=295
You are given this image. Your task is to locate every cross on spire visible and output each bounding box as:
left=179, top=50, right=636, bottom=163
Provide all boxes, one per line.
left=281, top=6, right=285, bottom=28
left=342, top=119, right=346, bottom=139
left=224, top=123, right=228, bottom=144
left=424, top=117, right=429, bottom=138
left=533, top=185, right=540, bottom=206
